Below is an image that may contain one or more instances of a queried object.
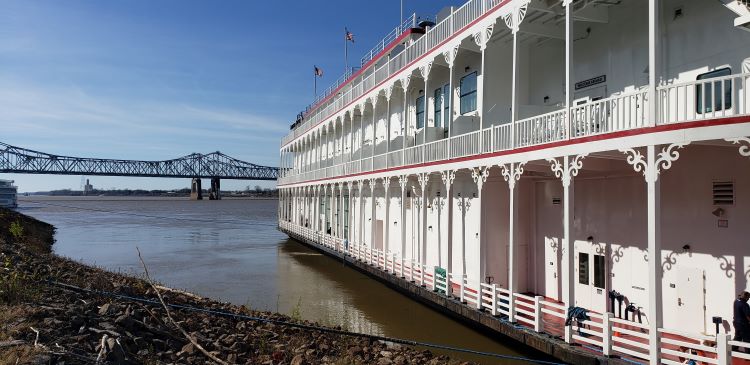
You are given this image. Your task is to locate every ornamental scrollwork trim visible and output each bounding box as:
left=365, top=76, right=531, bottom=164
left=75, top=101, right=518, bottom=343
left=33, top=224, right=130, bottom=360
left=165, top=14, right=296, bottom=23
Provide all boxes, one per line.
left=502, top=0, right=530, bottom=34
left=417, top=172, right=430, bottom=190
left=398, top=175, right=409, bottom=190
left=500, top=162, right=526, bottom=190
left=725, top=137, right=750, bottom=157
left=441, top=170, right=456, bottom=189
left=471, top=166, right=491, bottom=189
left=619, top=142, right=689, bottom=181
left=419, top=61, right=433, bottom=80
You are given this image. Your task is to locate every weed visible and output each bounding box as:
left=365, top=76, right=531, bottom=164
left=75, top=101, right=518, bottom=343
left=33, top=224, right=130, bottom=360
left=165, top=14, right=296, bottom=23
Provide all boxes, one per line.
left=289, top=297, right=302, bottom=321
left=0, top=256, right=36, bottom=304
left=8, top=221, right=23, bottom=240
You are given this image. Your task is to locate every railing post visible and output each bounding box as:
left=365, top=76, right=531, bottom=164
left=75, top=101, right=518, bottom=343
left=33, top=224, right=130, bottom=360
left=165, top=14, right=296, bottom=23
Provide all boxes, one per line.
left=420, top=264, right=425, bottom=286
left=400, top=257, right=405, bottom=278
left=491, top=284, right=499, bottom=316
left=716, top=333, right=731, bottom=365
left=475, top=280, right=482, bottom=310
left=602, top=312, right=612, bottom=356
left=534, top=296, right=544, bottom=333
left=459, top=275, right=465, bottom=303
left=508, top=293, right=516, bottom=323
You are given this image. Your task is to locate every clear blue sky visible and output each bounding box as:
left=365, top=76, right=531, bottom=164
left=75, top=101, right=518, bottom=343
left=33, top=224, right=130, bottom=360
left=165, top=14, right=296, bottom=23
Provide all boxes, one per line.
left=1, top=0, right=451, bottom=192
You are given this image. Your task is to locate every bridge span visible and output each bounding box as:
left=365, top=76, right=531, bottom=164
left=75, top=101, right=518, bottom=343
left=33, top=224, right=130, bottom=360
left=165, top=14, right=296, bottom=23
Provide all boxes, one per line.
left=0, top=142, right=279, bottom=200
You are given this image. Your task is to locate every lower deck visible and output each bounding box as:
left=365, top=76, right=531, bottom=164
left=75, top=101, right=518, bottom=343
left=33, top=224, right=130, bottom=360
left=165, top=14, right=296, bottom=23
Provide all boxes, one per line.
left=279, top=118, right=750, bottom=364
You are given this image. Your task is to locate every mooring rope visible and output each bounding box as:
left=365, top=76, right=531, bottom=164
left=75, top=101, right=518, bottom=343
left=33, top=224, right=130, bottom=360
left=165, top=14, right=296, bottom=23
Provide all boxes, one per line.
left=45, top=280, right=567, bottom=365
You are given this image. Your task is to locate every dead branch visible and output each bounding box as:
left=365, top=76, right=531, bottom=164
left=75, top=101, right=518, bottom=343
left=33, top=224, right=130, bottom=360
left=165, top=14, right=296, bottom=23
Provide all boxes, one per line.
left=136, top=247, right=229, bottom=365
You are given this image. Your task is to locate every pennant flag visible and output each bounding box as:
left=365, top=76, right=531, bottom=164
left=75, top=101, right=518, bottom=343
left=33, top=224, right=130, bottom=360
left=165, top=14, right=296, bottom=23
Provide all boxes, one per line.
left=314, top=65, right=323, bottom=77
left=345, top=28, right=355, bottom=43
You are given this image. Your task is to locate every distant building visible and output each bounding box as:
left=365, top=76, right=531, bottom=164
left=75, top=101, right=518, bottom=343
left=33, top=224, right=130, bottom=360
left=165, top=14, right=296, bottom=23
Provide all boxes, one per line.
left=0, top=180, right=18, bottom=208
left=83, top=179, right=94, bottom=196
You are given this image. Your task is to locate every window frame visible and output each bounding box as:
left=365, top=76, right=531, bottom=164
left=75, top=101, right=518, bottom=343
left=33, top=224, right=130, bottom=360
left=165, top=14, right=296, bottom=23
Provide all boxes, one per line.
left=460, top=71, right=478, bottom=115
left=434, top=87, right=443, bottom=128
left=696, top=67, right=732, bottom=114
left=415, top=94, right=425, bottom=129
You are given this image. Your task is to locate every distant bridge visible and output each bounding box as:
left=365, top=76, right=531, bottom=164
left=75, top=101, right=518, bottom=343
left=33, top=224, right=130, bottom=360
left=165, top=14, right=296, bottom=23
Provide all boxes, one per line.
left=0, top=141, right=279, bottom=199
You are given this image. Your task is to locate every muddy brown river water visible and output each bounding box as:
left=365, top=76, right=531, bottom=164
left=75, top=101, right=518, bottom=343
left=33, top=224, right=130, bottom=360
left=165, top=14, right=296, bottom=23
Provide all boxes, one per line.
left=17, top=196, right=550, bottom=364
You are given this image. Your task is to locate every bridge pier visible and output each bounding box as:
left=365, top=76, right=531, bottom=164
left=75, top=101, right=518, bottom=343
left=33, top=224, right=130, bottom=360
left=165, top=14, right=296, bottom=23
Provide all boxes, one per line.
left=190, top=178, right=203, bottom=200
left=209, top=178, right=221, bottom=200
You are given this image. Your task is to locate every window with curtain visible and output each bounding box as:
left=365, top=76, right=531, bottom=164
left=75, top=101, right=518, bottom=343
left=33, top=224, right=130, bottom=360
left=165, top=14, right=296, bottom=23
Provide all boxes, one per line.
left=416, top=95, right=425, bottom=129
left=434, top=87, right=443, bottom=128
left=696, top=68, right=732, bottom=114
left=443, top=84, right=450, bottom=127
left=460, top=72, right=477, bottom=114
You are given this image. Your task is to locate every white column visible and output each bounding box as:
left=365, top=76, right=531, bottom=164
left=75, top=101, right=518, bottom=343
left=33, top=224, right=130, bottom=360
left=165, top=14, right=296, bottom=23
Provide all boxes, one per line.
left=510, top=31, right=518, bottom=148
left=339, top=184, right=344, bottom=237
left=370, top=178, right=377, bottom=248
left=648, top=0, right=659, bottom=127
left=565, top=0, right=572, bottom=140
left=359, top=181, right=365, bottom=245
left=399, top=175, right=408, bottom=270
left=646, top=145, right=661, bottom=364
left=384, top=177, right=391, bottom=253
left=562, top=156, right=575, bottom=343
left=442, top=170, right=455, bottom=295
left=472, top=167, right=488, bottom=310
left=419, top=173, right=429, bottom=265
left=508, top=168, right=518, bottom=320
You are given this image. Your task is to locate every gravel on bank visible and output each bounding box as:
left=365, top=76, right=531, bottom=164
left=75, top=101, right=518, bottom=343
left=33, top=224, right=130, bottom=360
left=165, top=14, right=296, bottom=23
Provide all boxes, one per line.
left=0, top=208, right=471, bottom=365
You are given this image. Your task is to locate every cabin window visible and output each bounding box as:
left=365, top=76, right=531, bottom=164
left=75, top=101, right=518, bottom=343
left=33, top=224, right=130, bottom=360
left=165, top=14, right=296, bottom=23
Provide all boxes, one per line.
left=434, top=87, right=443, bottom=127
left=443, top=84, right=450, bottom=126
left=416, top=95, right=425, bottom=129
left=696, top=68, right=732, bottom=114
left=578, top=252, right=589, bottom=285
left=460, top=72, right=477, bottom=114
left=343, top=194, right=349, bottom=237
left=593, top=255, right=605, bottom=289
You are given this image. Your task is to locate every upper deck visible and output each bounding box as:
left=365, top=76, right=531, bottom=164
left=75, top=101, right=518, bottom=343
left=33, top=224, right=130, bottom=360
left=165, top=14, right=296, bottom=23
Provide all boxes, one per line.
left=279, top=0, right=750, bottom=187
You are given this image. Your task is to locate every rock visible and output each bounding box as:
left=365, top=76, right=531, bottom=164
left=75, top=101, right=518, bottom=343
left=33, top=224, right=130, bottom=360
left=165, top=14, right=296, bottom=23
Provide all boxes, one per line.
left=98, top=303, right=110, bottom=316
left=380, top=350, right=393, bottom=358
left=394, top=355, right=406, bottom=365
left=378, top=358, right=393, bottom=365
left=180, top=342, right=196, bottom=355
left=347, top=346, right=362, bottom=356
left=291, top=354, right=305, bottom=365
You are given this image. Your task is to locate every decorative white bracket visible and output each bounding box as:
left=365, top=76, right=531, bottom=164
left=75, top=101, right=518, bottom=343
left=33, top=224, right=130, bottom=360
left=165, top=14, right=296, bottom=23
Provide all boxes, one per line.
left=546, top=154, right=587, bottom=188
left=471, top=166, right=491, bottom=191
left=442, top=43, right=460, bottom=67
left=725, top=137, right=750, bottom=158
left=419, top=62, right=433, bottom=81
left=619, top=142, right=690, bottom=182
left=441, top=170, right=456, bottom=191
left=398, top=175, right=409, bottom=192
left=501, top=0, right=530, bottom=34
left=500, top=162, right=526, bottom=190
left=401, top=75, right=412, bottom=92
left=417, top=172, right=430, bottom=191
left=472, top=22, right=496, bottom=50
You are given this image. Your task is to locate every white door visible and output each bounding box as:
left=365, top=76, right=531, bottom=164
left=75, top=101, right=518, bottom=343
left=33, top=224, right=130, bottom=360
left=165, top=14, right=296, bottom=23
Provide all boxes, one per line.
left=544, top=237, right=560, bottom=300
left=676, top=267, right=706, bottom=334
left=574, top=242, right=608, bottom=313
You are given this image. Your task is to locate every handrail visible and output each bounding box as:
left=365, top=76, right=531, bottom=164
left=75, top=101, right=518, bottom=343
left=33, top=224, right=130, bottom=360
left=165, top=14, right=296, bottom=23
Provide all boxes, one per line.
left=283, top=0, right=506, bottom=147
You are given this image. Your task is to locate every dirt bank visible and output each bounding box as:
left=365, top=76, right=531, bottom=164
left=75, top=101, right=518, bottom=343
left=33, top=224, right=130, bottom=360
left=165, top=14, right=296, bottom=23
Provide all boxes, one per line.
left=0, top=208, right=468, bottom=365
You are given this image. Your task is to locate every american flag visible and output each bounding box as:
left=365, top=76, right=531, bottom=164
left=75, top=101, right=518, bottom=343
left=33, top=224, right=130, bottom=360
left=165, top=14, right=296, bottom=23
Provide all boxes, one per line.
left=345, top=28, right=354, bottom=43
left=314, top=65, right=323, bottom=77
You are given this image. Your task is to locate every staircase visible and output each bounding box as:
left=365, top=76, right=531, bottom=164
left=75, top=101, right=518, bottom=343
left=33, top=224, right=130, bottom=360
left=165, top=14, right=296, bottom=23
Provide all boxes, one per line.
left=720, top=0, right=750, bottom=31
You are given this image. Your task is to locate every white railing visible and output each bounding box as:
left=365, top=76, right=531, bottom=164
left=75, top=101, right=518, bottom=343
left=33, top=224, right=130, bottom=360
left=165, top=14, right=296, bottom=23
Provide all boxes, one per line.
left=658, top=72, right=749, bottom=125
left=571, top=90, right=648, bottom=137
left=283, top=0, right=507, bottom=147
left=279, top=72, right=750, bottom=185
left=280, top=220, right=745, bottom=365
left=449, top=130, right=481, bottom=158
left=361, top=14, right=417, bottom=67
left=515, top=109, right=567, bottom=147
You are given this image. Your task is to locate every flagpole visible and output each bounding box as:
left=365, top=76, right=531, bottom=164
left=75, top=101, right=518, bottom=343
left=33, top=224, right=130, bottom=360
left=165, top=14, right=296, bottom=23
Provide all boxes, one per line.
left=344, top=29, right=349, bottom=76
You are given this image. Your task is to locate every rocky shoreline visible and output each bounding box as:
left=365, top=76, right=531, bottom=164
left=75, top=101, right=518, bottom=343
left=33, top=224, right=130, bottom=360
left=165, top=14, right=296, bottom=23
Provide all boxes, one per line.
left=0, top=208, right=469, bottom=365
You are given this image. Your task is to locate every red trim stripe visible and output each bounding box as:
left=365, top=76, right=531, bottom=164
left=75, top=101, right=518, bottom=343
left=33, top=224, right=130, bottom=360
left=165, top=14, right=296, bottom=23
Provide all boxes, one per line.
left=283, top=0, right=513, bottom=149
left=278, top=116, right=750, bottom=187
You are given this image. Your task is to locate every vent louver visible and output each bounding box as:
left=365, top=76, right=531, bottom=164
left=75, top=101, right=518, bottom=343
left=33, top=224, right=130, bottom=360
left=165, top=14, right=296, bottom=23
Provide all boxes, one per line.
left=712, top=181, right=734, bottom=205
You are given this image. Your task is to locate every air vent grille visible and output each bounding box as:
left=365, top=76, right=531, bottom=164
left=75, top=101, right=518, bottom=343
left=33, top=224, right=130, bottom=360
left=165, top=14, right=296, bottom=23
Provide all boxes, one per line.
left=712, top=181, right=734, bottom=205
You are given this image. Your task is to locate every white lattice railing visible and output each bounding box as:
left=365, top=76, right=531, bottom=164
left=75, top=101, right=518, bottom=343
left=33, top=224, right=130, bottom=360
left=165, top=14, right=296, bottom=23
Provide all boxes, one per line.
left=282, top=0, right=505, bottom=147
left=279, top=220, right=745, bottom=365
left=279, top=72, right=750, bottom=185
left=658, top=72, right=749, bottom=125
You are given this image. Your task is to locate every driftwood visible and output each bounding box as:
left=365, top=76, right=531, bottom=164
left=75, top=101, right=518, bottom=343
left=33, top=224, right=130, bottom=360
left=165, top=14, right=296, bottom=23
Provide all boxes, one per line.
left=0, top=339, right=25, bottom=348
left=136, top=247, right=229, bottom=365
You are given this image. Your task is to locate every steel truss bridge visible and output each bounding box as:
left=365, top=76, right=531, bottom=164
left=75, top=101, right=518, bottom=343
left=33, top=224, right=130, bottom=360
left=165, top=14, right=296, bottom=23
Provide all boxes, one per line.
left=0, top=142, right=279, bottom=180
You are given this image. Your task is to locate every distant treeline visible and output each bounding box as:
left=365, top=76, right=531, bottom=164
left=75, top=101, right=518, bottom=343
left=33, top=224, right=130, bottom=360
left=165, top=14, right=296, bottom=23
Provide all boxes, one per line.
left=26, top=186, right=278, bottom=198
